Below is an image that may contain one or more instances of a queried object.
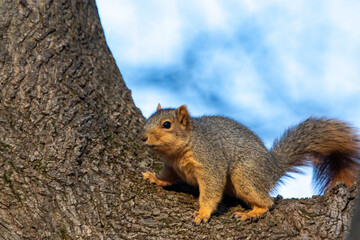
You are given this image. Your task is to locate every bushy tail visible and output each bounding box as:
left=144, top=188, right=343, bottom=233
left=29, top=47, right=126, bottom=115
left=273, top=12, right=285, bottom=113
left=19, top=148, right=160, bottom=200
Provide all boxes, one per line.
left=271, top=117, right=360, bottom=193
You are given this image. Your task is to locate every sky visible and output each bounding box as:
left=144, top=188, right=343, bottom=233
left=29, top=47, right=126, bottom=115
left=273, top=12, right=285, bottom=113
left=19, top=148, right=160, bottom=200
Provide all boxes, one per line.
left=96, top=0, right=360, bottom=198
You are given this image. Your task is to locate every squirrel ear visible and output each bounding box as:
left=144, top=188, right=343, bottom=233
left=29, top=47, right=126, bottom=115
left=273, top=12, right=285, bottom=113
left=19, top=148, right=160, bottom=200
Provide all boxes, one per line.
left=156, top=103, right=162, bottom=111
left=175, top=105, right=191, bottom=129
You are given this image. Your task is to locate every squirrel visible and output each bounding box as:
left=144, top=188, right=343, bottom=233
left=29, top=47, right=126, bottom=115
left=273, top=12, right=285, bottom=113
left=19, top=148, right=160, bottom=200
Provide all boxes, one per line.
left=140, top=104, right=360, bottom=225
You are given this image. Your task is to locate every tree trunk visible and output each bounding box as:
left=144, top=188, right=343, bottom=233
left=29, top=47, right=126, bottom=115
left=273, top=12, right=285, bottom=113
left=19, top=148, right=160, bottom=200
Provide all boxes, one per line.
left=347, top=172, right=360, bottom=240
left=0, top=1, right=358, bottom=239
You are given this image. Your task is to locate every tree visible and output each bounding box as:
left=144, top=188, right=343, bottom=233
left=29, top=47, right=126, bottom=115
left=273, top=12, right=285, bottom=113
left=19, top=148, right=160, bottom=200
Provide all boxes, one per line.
left=0, top=1, right=358, bottom=239
left=347, top=173, right=360, bottom=240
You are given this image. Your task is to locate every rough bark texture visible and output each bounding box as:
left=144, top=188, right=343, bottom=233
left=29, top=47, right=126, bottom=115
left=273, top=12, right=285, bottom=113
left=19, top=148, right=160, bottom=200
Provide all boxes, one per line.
left=347, top=172, right=360, bottom=240
left=0, top=1, right=358, bottom=239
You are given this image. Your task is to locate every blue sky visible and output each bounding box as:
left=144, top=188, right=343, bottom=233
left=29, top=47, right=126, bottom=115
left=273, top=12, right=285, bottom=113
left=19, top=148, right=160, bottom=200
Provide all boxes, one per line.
left=96, top=0, right=360, bottom=198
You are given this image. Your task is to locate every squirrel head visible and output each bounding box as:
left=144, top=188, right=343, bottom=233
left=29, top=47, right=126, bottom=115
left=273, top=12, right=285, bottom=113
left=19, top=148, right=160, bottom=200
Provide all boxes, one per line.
left=141, top=104, right=193, bottom=156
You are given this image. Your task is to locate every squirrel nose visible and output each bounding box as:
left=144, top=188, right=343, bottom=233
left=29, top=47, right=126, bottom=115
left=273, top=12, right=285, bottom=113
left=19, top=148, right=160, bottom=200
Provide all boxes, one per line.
left=141, top=135, right=148, bottom=143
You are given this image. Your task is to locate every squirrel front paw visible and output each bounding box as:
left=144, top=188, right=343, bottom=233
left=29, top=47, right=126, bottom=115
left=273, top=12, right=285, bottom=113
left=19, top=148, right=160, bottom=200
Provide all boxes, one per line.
left=142, top=172, right=172, bottom=187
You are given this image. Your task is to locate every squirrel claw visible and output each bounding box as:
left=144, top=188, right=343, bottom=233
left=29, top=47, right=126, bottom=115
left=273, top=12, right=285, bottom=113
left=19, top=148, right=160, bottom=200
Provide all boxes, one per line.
left=233, top=206, right=268, bottom=221
left=233, top=211, right=251, bottom=221
left=192, top=211, right=199, bottom=218
left=142, top=172, right=156, bottom=184
left=142, top=172, right=172, bottom=187
left=192, top=211, right=209, bottom=225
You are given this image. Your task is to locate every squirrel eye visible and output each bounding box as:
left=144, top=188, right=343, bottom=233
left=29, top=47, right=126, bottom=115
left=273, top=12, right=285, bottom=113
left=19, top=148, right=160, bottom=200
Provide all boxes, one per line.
left=162, top=121, right=171, bottom=129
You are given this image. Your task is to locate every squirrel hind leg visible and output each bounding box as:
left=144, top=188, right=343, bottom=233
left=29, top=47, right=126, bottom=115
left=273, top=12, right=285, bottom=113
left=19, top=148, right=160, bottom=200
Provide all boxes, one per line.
left=229, top=170, right=274, bottom=220
left=233, top=206, right=269, bottom=221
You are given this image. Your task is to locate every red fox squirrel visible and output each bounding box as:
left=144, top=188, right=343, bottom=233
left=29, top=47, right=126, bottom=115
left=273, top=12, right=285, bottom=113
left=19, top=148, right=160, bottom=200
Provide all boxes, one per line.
left=141, top=104, right=360, bottom=225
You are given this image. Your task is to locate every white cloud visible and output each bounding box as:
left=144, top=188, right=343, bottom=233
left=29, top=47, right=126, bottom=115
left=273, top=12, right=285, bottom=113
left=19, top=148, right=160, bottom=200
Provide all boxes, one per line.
left=196, top=0, right=227, bottom=29
left=319, top=1, right=360, bottom=101
left=322, top=55, right=360, bottom=97
left=328, top=0, right=360, bottom=40
left=97, top=0, right=183, bottom=66
left=132, top=87, right=216, bottom=118
left=241, top=0, right=305, bottom=15
left=252, top=0, right=360, bottom=111
left=273, top=167, right=314, bottom=198
left=131, top=88, right=179, bottom=118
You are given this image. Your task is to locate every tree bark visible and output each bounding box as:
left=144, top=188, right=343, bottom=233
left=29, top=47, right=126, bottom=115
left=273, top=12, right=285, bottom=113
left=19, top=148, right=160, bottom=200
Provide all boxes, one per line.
left=347, top=172, right=360, bottom=240
left=0, top=1, right=358, bottom=239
